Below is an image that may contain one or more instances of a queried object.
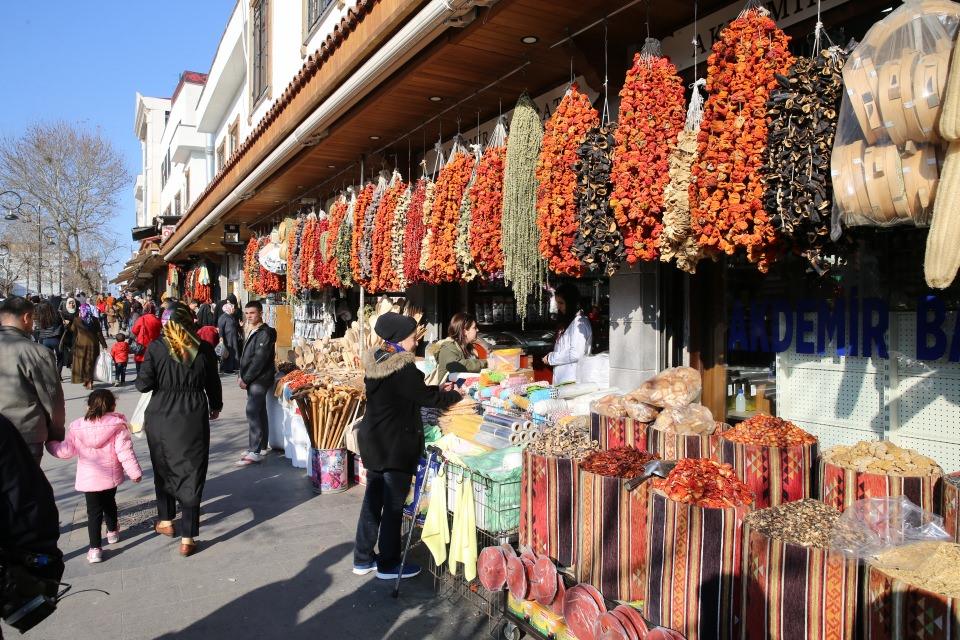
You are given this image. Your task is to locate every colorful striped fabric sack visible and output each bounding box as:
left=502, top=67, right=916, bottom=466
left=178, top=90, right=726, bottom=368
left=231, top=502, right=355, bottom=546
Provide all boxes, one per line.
left=647, top=425, right=717, bottom=461
left=590, top=412, right=649, bottom=450
left=740, top=523, right=859, bottom=640
left=576, top=468, right=648, bottom=602
left=819, top=460, right=942, bottom=514
left=645, top=491, right=749, bottom=640
left=716, top=439, right=817, bottom=509
left=520, top=450, right=579, bottom=567
left=945, top=473, right=960, bottom=543
left=864, top=564, right=960, bottom=640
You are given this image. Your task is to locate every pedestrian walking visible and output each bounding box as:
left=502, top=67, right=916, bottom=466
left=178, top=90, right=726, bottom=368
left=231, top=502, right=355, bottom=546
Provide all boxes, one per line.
left=236, top=300, right=276, bottom=466
left=216, top=300, right=241, bottom=374
left=59, top=296, right=78, bottom=376
left=34, top=300, right=65, bottom=376
left=131, top=301, right=162, bottom=376
left=196, top=300, right=216, bottom=328
left=353, top=312, right=463, bottom=579
left=196, top=323, right=219, bottom=348
left=0, top=296, right=66, bottom=463
left=62, top=303, right=108, bottom=389
left=111, top=333, right=130, bottom=386
left=136, top=302, right=222, bottom=557
left=106, top=300, right=118, bottom=337
left=46, top=389, right=142, bottom=564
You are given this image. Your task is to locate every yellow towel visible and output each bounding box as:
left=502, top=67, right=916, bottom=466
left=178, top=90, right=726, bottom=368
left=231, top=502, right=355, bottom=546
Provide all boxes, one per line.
left=448, top=476, right=478, bottom=581
left=421, top=469, right=449, bottom=566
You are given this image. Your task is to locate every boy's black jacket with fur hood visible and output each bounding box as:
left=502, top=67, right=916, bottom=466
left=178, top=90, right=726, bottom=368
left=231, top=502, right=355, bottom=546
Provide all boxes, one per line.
left=357, top=347, right=461, bottom=474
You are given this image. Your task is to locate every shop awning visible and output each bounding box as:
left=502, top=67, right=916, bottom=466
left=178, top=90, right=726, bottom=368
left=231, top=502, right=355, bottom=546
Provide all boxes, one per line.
left=112, top=241, right=164, bottom=285
left=164, top=0, right=885, bottom=260
left=131, top=226, right=156, bottom=241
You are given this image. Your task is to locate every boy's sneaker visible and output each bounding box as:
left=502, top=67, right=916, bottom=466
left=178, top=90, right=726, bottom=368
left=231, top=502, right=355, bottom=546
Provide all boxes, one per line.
left=375, top=563, right=421, bottom=580
left=236, top=451, right=264, bottom=466
left=353, top=560, right=377, bottom=576
left=87, top=548, right=103, bottom=564
left=106, top=530, right=120, bottom=545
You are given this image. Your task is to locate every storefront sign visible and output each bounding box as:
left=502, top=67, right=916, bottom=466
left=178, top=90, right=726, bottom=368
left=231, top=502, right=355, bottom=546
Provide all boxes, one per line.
left=729, top=294, right=960, bottom=361
left=661, top=0, right=850, bottom=72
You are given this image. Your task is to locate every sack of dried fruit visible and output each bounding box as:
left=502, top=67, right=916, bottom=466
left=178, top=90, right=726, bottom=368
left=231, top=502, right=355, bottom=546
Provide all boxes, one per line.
left=819, top=440, right=943, bottom=513
left=741, top=500, right=858, bottom=640
left=589, top=405, right=649, bottom=451
left=945, top=473, right=960, bottom=543
left=646, top=459, right=753, bottom=640
left=716, top=415, right=818, bottom=509
left=646, top=406, right=718, bottom=461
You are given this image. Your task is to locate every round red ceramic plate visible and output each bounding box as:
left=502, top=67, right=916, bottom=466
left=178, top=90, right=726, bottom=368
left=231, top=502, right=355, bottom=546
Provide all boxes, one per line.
left=505, top=554, right=528, bottom=600
left=608, top=608, right=639, bottom=640
left=595, top=611, right=631, bottom=640
left=614, top=605, right=649, bottom=637
left=477, top=545, right=508, bottom=591
left=533, top=556, right=558, bottom=605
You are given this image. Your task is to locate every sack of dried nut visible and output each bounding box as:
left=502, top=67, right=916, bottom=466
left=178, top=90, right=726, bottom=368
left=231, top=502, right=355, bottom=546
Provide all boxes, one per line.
left=819, top=440, right=943, bottom=513
left=946, top=473, right=960, bottom=543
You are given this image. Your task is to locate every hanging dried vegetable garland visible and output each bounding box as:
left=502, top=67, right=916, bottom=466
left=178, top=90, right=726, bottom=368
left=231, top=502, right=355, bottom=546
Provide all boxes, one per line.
left=390, top=184, right=412, bottom=291
left=536, top=85, right=599, bottom=276
left=370, top=172, right=406, bottom=292
left=309, top=214, right=329, bottom=289
left=611, top=42, right=686, bottom=264
left=244, top=236, right=260, bottom=293
left=502, top=94, right=544, bottom=321
left=762, top=46, right=847, bottom=273
left=660, top=79, right=707, bottom=274
left=691, top=8, right=795, bottom=273
left=360, top=175, right=387, bottom=285
left=185, top=265, right=212, bottom=303
left=322, top=196, right=350, bottom=288
left=469, top=121, right=507, bottom=279
left=404, top=178, right=430, bottom=285
left=572, top=123, right=624, bottom=276
left=426, top=138, right=475, bottom=284
left=299, top=214, right=319, bottom=290
left=350, top=183, right=375, bottom=288
left=455, top=144, right=483, bottom=282
left=335, top=191, right=357, bottom=288
left=286, top=217, right=302, bottom=297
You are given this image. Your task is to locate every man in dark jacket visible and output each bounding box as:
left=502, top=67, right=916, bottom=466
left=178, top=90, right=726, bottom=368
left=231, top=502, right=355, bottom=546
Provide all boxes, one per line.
left=353, top=312, right=461, bottom=580
left=0, top=297, right=65, bottom=463
left=237, top=300, right=277, bottom=466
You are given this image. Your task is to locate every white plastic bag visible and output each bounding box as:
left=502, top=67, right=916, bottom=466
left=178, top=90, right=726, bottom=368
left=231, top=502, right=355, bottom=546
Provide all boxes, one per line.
left=129, top=391, right=152, bottom=439
left=95, top=351, right=114, bottom=383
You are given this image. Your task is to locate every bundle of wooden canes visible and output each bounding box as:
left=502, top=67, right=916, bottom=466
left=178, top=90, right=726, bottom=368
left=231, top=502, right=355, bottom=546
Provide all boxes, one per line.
left=294, top=384, right=365, bottom=450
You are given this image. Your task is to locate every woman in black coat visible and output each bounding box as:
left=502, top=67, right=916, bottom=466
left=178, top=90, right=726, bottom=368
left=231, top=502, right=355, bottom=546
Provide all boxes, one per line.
left=354, top=313, right=461, bottom=580
left=136, top=302, right=222, bottom=557
left=216, top=301, right=241, bottom=373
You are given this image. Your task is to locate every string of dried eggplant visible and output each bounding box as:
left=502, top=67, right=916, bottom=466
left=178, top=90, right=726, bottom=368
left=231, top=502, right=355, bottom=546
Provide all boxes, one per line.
left=572, top=123, right=624, bottom=276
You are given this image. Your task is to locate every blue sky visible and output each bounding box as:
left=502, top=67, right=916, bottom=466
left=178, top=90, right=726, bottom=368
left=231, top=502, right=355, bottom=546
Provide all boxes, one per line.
left=0, top=1, right=236, bottom=277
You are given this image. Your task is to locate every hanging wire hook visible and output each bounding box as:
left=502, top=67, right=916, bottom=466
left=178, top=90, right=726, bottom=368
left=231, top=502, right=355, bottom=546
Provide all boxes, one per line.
left=692, top=0, right=700, bottom=81
left=645, top=0, right=651, bottom=41
left=602, top=18, right=611, bottom=127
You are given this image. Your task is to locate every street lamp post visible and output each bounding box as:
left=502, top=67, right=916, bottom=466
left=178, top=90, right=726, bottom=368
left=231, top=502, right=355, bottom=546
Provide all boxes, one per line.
left=43, top=226, right=58, bottom=295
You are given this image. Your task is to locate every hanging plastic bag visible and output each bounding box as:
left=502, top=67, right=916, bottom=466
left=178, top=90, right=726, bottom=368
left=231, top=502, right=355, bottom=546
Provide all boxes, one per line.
left=628, top=366, right=701, bottom=408
left=129, top=391, right=152, bottom=439
left=94, top=351, right=114, bottom=383
left=829, top=496, right=951, bottom=559
left=831, top=0, right=960, bottom=237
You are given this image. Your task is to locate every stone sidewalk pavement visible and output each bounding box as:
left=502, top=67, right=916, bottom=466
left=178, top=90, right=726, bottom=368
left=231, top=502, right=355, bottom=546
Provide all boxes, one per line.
left=7, top=366, right=493, bottom=640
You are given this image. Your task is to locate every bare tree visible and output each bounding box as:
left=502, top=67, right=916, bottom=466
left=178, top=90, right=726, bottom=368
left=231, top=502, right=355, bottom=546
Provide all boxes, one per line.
left=0, top=121, right=129, bottom=294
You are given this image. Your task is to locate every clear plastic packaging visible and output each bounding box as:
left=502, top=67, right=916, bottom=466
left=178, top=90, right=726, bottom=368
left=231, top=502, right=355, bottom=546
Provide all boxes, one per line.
left=831, top=0, right=960, bottom=237
left=591, top=393, right=627, bottom=418
left=623, top=398, right=660, bottom=423
left=629, top=366, right=701, bottom=408
left=652, top=404, right=716, bottom=435
left=829, top=496, right=951, bottom=559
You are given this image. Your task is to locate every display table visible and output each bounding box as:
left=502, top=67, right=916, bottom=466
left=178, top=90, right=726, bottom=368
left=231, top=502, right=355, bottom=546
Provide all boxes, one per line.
left=266, top=383, right=311, bottom=469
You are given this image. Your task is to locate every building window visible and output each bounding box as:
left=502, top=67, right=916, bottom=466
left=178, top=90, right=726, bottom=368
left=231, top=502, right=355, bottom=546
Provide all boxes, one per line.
left=184, top=169, right=191, bottom=206
left=251, top=0, right=270, bottom=103
left=161, top=151, right=171, bottom=188
left=228, top=120, right=239, bottom=156
left=216, top=141, right=226, bottom=172
left=174, top=193, right=182, bottom=217
left=306, top=0, right=334, bottom=34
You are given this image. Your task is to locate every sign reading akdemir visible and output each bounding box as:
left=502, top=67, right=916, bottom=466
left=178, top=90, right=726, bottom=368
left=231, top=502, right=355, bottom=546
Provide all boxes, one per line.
left=729, top=295, right=960, bottom=361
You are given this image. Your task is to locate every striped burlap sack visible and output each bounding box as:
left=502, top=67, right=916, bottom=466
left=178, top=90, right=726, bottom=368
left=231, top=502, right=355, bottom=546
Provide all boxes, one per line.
left=819, top=460, right=942, bottom=514
left=590, top=412, right=649, bottom=451
left=716, top=438, right=817, bottom=509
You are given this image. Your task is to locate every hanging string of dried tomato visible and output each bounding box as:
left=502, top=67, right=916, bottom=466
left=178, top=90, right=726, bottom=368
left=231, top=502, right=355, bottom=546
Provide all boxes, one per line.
left=286, top=217, right=301, bottom=298
left=690, top=8, right=795, bottom=273
left=536, top=85, right=598, bottom=276
left=309, top=215, right=329, bottom=290
left=370, top=172, right=406, bottom=292
left=469, top=126, right=507, bottom=279
left=610, top=42, right=686, bottom=264
left=243, top=236, right=260, bottom=293
left=426, top=141, right=475, bottom=284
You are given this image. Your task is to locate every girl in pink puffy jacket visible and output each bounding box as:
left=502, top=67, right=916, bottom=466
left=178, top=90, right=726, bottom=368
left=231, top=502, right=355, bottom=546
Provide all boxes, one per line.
left=47, top=389, right=142, bottom=564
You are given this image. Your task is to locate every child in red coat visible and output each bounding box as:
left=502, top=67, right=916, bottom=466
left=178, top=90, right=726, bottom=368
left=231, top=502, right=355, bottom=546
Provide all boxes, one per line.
left=111, top=333, right=130, bottom=386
